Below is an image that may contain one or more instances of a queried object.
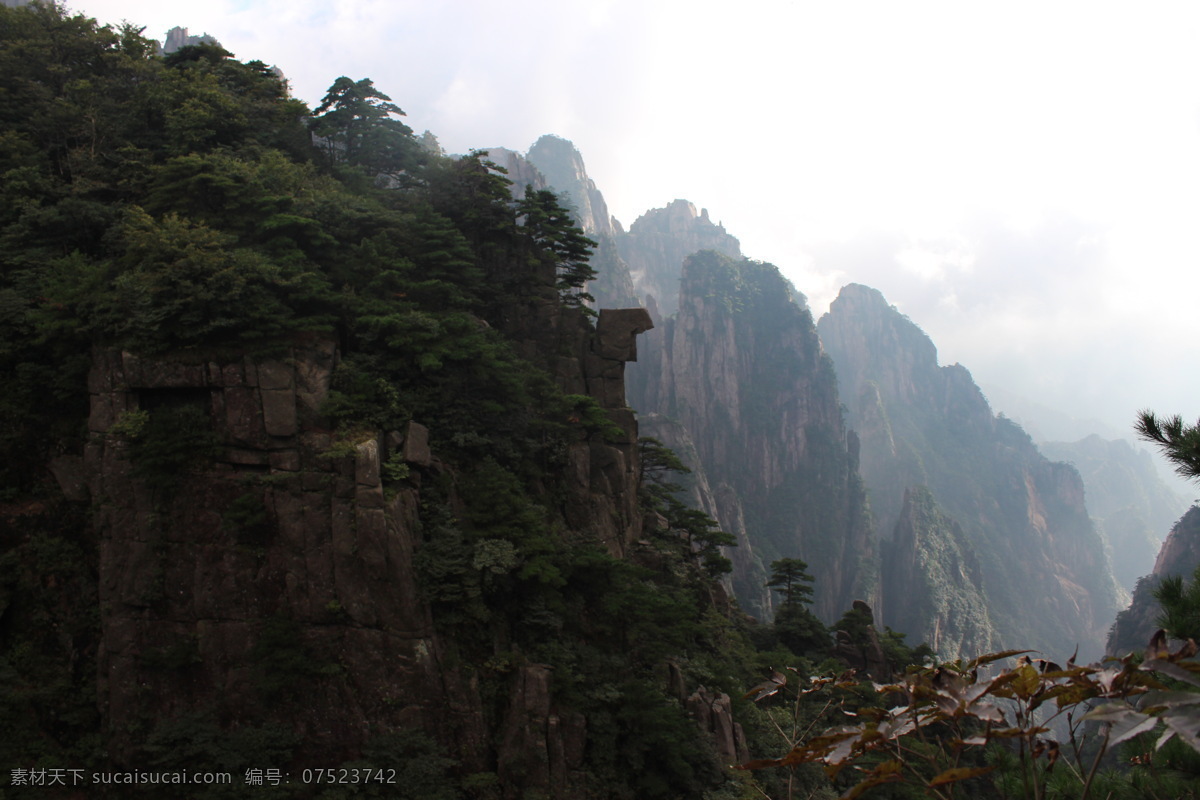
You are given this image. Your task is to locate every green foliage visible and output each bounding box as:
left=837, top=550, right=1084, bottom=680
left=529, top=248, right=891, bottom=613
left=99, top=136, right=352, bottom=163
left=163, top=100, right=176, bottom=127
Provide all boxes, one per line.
left=460, top=457, right=561, bottom=585
left=879, top=626, right=936, bottom=672
left=774, top=605, right=831, bottom=659
left=139, top=714, right=298, bottom=799
left=768, top=558, right=816, bottom=611
left=1154, top=564, right=1200, bottom=642
left=321, top=360, right=410, bottom=432
left=765, top=559, right=830, bottom=657
left=313, top=729, right=461, bottom=800
left=119, top=397, right=222, bottom=495
left=1136, top=409, right=1200, bottom=482
left=586, top=679, right=724, bottom=799
left=310, top=76, right=420, bottom=177
left=562, top=393, right=624, bottom=441
left=381, top=451, right=410, bottom=483
left=0, top=7, right=767, bottom=799
left=516, top=186, right=598, bottom=309
left=686, top=250, right=799, bottom=318
left=93, top=207, right=331, bottom=353
left=0, top=513, right=101, bottom=772
left=109, top=408, right=150, bottom=438
left=639, top=436, right=736, bottom=577
left=222, top=491, right=272, bottom=548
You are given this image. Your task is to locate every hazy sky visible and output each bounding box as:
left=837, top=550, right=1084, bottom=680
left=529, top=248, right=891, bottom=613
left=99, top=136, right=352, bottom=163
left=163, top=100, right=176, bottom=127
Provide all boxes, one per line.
left=66, top=0, right=1200, bottom=447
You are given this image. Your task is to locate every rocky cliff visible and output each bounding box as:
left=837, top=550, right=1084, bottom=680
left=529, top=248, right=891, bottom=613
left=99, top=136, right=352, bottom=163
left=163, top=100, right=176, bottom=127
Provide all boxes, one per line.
left=76, top=303, right=654, bottom=788
left=519, top=135, right=640, bottom=309
left=819, top=284, right=1121, bottom=659
left=509, top=140, right=872, bottom=624
left=882, top=487, right=995, bottom=657
left=629, top=252, right=874, bottom=620
left=506, top=160, right=748, bottom=317
left=479, top=146, right=551, bottom=197
left=0, top=12, right=865, bottom=795
left=616, top=200, right=741, bottom=317
left=1108, top=504, right=1200, bottom=654
left=481, top=139, right=640, bottom=310
left=1039, top=434, right=1184, bottom=593
left=484, top=135, right=1126, bottom=664
left=526, top=134, right=616, bottom=238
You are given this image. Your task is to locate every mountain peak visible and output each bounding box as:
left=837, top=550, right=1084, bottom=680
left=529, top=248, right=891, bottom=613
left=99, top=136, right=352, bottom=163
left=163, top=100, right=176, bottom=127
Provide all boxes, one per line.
left=616, top=200, right=741, bottom=316
left=525, top=134, right=613, bottom=236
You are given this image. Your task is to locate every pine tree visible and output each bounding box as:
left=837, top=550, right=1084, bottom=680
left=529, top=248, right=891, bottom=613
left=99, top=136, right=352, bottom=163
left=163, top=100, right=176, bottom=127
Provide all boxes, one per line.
left=766, top=558, right=828, bottom=655
left=1135, top=410, right=1200, bottom=643
left=1154, top=565, right=1200, bottom=642
left=1135, top=409, right=1200, bottom=480
left=516, top=187, right=597, bottom=309
left=310, top=76, right=418, bottom=176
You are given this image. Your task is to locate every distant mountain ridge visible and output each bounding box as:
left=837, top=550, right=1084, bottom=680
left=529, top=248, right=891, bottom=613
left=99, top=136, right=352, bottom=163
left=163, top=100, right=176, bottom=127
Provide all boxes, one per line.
left=492, top=135, right=1130, bottom=661
left=629, top=251, right=874, bottom=620
left=1040, top=434, right=1184, bottom=593
left=616, top=199, right=741, bottom=317
left=819, top=284, right=1121, bottom=659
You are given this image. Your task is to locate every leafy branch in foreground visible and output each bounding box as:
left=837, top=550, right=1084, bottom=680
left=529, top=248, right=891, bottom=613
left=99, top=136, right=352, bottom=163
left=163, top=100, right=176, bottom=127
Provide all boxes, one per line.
left=738, top=631, right=1200, bottom=800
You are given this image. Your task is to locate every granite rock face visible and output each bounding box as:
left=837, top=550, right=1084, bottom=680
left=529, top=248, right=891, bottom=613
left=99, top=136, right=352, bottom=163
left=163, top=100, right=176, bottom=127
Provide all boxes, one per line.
left=630, top=252, right=874, bottom=620
left=522, top=135, right=640, bottom=309
left=882, top=487, right=994, bottom=658
left=81, top=305, right=653, bottom=790
left=1039, top=434, right=1185, bottom=593
left=686, top=685, right=750, bottom=766
left=617, top=199, right=742, bottom=317
left=86, top=339, right=450, bottom=759
left=478, top=146, right=550, bottom=198
left=819, top=284, right=1121, bottom=660
left=1108, top=504, right=1200, bottom=655
left=526, top=134, right=617, bottom=238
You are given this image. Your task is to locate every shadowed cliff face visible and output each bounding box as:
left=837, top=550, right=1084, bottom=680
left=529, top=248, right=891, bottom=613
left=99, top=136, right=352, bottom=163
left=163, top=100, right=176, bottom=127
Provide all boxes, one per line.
left=883, top=487, right=995, bottom=658
left=1108, top=504, right=1200, bottom=655
left=629, top=252, right=874, bottom=620
left=78, top=305, right=654, bottom=790
left=819, top=283, right=1121, bottom=660
left=85, top=341, right=456, bottom=762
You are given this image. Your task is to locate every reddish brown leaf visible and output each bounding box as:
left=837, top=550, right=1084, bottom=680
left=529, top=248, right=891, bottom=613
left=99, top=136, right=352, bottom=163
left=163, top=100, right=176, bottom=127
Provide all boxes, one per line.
left=839, top=762, right=905, bottom=799
left=967, top=649, right=1036, bottom=669
left=742, top=670, right=788, bottom=702
left=928, top=766, right=996, bottom=786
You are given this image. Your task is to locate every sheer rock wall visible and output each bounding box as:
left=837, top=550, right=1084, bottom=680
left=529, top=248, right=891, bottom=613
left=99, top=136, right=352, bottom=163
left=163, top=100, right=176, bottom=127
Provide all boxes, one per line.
left=1108, top=505, right=1200, bottom=655
left=819, top=283, right=1121, bottom=660
left=616, top=199, right=741, bottom=317
left=630, top=252, right=874, bottom=620
left=80, top=306, right=651, bottom=791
